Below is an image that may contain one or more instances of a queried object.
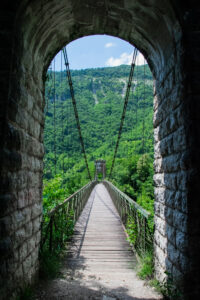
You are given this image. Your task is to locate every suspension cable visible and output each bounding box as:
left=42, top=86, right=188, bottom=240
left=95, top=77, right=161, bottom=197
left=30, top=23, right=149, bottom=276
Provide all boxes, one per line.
left=134, top=56, right=138, bottom=152
left=62, top=47, right=92, bottom=181
left=53, top=58, right=57, bottom=175
left=44, top=63, right=53, bottom=174
left=60, top=52, right=65, bottom=175
left=142, top=59, right=146, bottom=155
left=108, top=48, right=138, bottom=179
left=45, top=63, right=53, bottom=115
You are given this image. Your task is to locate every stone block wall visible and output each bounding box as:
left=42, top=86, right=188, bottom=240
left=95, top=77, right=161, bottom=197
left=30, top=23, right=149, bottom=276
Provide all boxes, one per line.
left=0, top=69, right=44, bottom=299
left=153, top=51, right=190, bottom=284
left=0, top=3, right=44, bottom=297
left=153, top=4, right=200, bottom=297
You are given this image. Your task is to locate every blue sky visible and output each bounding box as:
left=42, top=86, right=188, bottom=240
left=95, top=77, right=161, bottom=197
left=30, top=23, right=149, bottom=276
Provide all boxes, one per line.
left=53, top=35, right=146, bottom=71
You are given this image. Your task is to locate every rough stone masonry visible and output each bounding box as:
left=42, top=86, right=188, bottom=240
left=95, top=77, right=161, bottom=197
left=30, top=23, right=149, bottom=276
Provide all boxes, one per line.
left=0, top=0, right=200, bottom=299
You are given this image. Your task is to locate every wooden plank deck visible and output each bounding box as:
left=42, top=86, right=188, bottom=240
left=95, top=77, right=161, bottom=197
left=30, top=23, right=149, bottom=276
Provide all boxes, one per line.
left=62, top=183, right=162, bottom=299
left=67, top=183, right=136, bottom=273
left=36, top=183, right=162, bottom=299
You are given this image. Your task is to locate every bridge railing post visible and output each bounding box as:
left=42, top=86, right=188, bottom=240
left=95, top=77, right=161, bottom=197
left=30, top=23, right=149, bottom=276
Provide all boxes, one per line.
left=41, top=181, right=97, bottom=255
left=102, top=180, right=153, bottom=254
left=49, top=217, right=53, bottom=253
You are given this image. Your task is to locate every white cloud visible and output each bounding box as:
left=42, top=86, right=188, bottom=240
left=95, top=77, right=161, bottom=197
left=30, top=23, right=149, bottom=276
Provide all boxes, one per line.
left=135, top=52, right=147, bottom=65
left=105, top=51, right=147, bottom=67
left=105, top=52, right=133, bottom=67
left=105, top=42, right=115, bottom=48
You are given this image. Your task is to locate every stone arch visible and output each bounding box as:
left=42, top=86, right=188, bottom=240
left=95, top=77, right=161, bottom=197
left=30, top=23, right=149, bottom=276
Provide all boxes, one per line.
left=0, top=1, right=199, bottom=299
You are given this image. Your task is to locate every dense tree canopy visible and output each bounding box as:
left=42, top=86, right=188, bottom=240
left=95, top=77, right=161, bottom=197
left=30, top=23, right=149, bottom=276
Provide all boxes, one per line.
left=43, top=64, right=154, bottom=214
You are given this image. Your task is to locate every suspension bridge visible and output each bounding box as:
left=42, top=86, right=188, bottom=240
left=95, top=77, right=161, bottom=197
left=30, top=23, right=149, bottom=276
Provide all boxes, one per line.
left=39, top=48, right=161, bottom=299
left=38, top=181, right=161, bottom=299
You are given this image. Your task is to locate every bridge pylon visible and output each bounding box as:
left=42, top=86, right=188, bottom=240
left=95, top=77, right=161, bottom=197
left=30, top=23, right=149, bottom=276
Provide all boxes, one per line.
left=95, top=159, right=106, bottom=181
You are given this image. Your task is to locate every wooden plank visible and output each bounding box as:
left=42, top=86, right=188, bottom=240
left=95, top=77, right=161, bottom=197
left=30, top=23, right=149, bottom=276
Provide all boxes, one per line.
left=37, top=183, right=162, bottom=300
left=67, top=183, right=136, bottom=272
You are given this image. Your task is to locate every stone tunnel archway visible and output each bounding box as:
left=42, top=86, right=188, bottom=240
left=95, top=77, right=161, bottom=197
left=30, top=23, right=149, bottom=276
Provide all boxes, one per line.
left=0, top=0, right=200, bottom=299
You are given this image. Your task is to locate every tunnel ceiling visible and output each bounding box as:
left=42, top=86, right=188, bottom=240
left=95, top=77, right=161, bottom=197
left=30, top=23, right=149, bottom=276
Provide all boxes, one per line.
left=15, top=0, right=181, bottom=80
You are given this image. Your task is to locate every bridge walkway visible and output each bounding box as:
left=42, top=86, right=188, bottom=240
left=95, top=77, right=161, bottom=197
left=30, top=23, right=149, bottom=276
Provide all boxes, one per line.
left=36, top=183, right=162, bottom=299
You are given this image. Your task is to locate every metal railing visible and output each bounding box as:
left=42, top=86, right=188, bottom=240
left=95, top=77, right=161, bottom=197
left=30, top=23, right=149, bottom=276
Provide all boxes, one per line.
left=103, top=180, right=153, bottom=252
left=41, top=181, right=97, bottom=253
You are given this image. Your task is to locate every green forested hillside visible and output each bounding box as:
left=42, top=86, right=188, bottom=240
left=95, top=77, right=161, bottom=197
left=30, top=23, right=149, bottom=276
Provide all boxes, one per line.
left=43, top=64, right=154, bottom=214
